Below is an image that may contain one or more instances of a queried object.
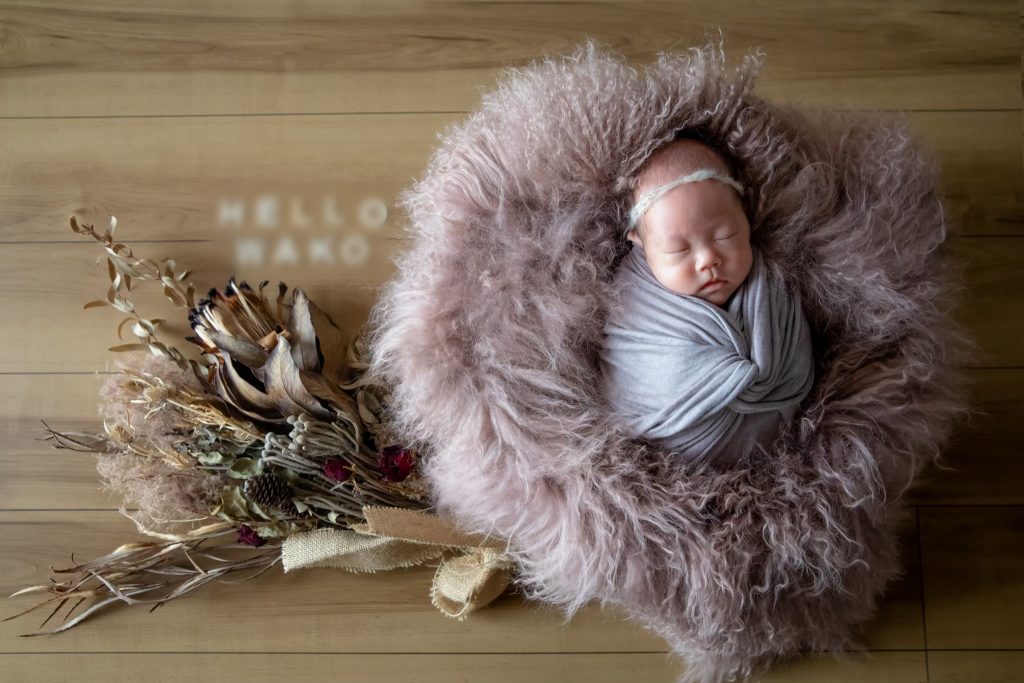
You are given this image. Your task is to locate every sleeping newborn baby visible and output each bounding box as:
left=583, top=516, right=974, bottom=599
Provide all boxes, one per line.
left=599, top=135, right=816, bottom=468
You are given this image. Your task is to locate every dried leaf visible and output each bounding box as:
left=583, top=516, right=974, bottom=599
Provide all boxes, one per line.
left=16, top=593, right=133, bottom=637
left=200, top=300, right=249, bottom=340
left=188, top=358, right=213, bottom=390
left=286, top=289, right=320, bottom=372
left=228, top=280, right=264, bottom=331
left=108, top=344, right=148, bottom=353
left=262, top=336, right=334, bottom=420
left=249, top=330, right=279, bottom=383
left=116, top=317, right=134, bottom=341
left=107, top=246, right=132, bottom=266
left=258, top=328, right=282, bottom=349
left=83, top=300, right=107, bottom=310
left=198, top=451, right=229, bottom=466
left=207, top=330, right=268, bottom=368
left=217, top=350, right=278, bottom=413
left=274, top=282, right=290, bottom=324
left=362, top=388, right=384, bottom=424
left=227, top=458, right=263, bottom=479
left=307, top=298, right=350, bottom=384
left=111, top=296, right=134, bottom=314
left=300, top=370, right=362, bottom=432
left=213, top=485, right=251, bottom=521
left=132, top=320, right=154, bottom=339
left=356, top=389, right=382, bottom=424
left=163, top=286, right=186, bottom=307
left=211, top=367, right=286, bottom=425
left=146, top=341, right=172, bottom=359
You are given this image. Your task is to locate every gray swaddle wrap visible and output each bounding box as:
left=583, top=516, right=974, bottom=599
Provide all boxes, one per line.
left=599, top=243, right=816, bottom=466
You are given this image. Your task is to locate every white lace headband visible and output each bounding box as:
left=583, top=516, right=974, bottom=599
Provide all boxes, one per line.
left=627, top=168, right=745, bottom=231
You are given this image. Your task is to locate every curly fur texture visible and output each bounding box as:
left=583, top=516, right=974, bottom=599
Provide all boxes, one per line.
left=362, top=32, right=980, bottom=682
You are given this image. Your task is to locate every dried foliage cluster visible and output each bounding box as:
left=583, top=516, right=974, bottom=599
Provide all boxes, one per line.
left=6, top=216, right=440, bottom=635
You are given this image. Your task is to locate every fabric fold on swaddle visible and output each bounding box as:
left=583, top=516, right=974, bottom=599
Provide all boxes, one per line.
left=599, top=244, right=815, bottom=467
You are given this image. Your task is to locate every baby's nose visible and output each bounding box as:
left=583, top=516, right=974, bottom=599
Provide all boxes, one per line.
left=697, top=248, right=721, bottom=269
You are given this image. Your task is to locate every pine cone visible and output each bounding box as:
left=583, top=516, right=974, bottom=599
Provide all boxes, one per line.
left=243, top=473, right=293, bottom=511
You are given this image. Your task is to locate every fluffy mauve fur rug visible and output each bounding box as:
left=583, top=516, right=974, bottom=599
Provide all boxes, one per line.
left=362, top=33, right=979, bottom=682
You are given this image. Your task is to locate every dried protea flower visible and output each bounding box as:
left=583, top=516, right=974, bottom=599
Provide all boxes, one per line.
left=187, top=280, right=361, bottom=429
left=191, top=278, right=283, bottom=349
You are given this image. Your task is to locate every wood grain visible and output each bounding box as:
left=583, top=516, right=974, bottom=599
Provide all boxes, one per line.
left=0, top=111, right=1019, bottom=243
left=919, top=507, right=1024, bottom=650
left=0, top=1, right=1016, bottom=117
left=927, top=651, right=1024, bottom=683
left=0, top=652, right=932, bottom=683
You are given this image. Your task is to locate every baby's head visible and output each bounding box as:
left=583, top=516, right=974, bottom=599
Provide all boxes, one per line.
left=626, top=133, right=752, bottom=307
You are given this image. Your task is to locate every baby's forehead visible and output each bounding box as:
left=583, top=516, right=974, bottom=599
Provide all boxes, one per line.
left=633, top=140, right=732, bottom=196
left=646, top=192, right=747, bottom=243
left=649, top=181, right=746, bottom=223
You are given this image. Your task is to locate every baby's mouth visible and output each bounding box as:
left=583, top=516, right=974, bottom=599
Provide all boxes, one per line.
left=701, top=278, right=725, bottom=290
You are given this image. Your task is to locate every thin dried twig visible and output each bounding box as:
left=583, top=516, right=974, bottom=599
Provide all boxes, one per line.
left=38, top=419, right=112, bottom=453
left=4, top=528, right=282, bottom=637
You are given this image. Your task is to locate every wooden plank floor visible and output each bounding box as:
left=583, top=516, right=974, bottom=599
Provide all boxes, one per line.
left=1, top=2, right=1020, bottom=682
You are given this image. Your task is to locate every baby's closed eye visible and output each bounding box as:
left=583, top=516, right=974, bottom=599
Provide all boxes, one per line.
left=665, top=233, right=738, bottom=254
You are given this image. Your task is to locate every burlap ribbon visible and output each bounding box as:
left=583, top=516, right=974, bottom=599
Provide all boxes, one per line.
left=281, top=505, right=516, bottom=620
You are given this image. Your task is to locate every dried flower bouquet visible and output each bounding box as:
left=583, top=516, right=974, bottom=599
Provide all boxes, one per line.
left=5, top=216, right=514, bottom=637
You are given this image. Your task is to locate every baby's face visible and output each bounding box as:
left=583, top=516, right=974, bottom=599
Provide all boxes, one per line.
left=627, top=179, right=752, bottom=307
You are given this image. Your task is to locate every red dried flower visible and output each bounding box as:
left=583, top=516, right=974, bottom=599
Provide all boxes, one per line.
left=237, top=524, right=265, bottom=547
left=378, top=445, right=414, bottom=482
left=322, top=457, right=351, bottom=482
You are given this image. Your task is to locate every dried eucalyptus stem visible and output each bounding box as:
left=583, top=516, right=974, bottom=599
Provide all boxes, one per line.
left=71, top=215, right=208, bottom=385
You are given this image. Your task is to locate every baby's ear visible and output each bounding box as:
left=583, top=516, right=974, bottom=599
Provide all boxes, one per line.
left=626, top=228, right=641, bottom=246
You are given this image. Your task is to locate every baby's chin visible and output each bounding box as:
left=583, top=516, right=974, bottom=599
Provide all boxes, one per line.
left=698, top=293, right=730, bottom=308
left=687, top=284, right=736, bottom=307
left=651, top=271, right=738, bottom=306
left=660, top=283, right=727, bottom=306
